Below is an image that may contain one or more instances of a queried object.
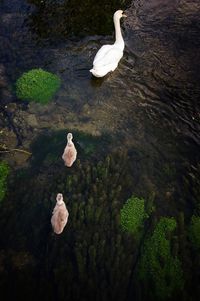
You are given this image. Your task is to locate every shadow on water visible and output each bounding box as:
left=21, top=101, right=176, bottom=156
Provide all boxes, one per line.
left=26, top=0, right=131, bottom=42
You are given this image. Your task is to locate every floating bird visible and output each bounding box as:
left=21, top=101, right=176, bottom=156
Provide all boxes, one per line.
left=90, top=10, right=127, bottom=77
left=62, top=133, right=77, bottom=167
left=51, top=193, right=69, bottom=234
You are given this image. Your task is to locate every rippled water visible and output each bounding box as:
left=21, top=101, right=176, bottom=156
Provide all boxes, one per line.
left=1, top=0, right=200, bottom=149
left=1, top=0, right=200, bottom=300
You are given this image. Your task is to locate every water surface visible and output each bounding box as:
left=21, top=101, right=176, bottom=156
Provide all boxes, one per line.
left=0, top=0, right=200, bottom=300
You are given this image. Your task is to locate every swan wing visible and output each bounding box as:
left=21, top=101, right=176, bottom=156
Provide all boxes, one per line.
left=93, top=47, right=123, bottom=69
left=93, top=44, right=113, bottom=65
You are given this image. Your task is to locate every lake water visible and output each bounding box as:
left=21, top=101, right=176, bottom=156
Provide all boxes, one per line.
left=0, top=0, right=200, bottom=300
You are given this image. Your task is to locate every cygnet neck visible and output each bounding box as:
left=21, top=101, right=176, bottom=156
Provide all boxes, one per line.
left=114, top=15, right=124, bottom=48
left=56, top=194, right=64, bottom=205
left=67, top=137, right=73, bottom=145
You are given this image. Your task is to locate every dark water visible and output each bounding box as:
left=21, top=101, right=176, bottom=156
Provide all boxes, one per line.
left=0, top=0, right=200, bottom=300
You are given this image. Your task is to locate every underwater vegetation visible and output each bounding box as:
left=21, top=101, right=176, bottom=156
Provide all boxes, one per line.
left=16, top=68, right=61, bottom=104
left=120, top=196, right=148, bottom=235
left=0, top=140, right=200, bottom=300
left=0, top=161, right=10, bottom=202
left=138, top=217, right=184, bottom=300
left=0, top=150, right=139, bottom=301
left=189, top=215, right=200, bottom=250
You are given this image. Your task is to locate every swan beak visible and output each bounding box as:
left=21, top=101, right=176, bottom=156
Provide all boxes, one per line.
left=122, top=13, right=127, bottom=18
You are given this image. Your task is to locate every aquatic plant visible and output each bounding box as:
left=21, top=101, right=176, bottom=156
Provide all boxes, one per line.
left=0, top=150, right=137, bottom=300
left=16, top=68, right=61, bottom=104
left=138, top=217, right=184, bottom=299
left=189, top=215, right=200, bottom=250
left=120, top=196, right=148, bottom=234
left=0, top=161, right=10, bottom=202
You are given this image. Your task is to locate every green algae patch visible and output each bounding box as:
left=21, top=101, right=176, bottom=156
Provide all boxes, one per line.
left=16, top=68, right=61, bottom=104
left=0, top=161, right=10, bottom=202
left=138, top=217, right=184, bottom=299
left=120, top=196, right=148, bottom=234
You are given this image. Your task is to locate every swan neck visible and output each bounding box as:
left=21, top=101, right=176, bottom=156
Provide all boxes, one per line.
left=114, top=16, right=123, bottom=44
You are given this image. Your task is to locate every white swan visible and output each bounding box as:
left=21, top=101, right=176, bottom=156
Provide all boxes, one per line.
left=90, top=10, right=126, bottom=78
left=62, top=133, right=77, bottom=167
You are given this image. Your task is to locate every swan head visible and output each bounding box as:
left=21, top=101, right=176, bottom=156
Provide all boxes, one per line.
left=67, top=132, right=73, bottom=141
left=56, top=193, right=64, bottom=205
left=113, top=10, right=127, bottom=20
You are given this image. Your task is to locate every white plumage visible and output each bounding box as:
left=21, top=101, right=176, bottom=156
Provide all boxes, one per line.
left=90, top=10, right=126, bottom=77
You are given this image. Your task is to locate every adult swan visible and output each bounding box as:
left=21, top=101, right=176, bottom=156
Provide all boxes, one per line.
left=90, top=10, right=126, bottom=78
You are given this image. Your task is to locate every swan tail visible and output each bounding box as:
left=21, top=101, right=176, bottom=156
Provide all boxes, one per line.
left=90, top=66, right=109, bottom=77
left=89, top=68, right=102, bottom=77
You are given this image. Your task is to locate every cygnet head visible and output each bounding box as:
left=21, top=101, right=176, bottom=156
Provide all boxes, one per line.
left=67, top=133, right=73, bottom=141
left=56, top=193, right=63, bottom=205
left=113, top=10, right=127, bottom=20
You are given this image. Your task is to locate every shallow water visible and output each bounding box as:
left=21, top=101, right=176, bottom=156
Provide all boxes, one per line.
left=0, top=0, right=200, bottom=300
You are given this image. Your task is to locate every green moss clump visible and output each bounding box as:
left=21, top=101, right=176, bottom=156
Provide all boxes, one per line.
left=189, top=215, right=200, bottom=250
left=138, top=217, right=184, bottom=299
left=0, top=161, right=10, bottom=202
left=16, top=68, right=61, bottom=104
left=120, top=196, right=148, bottom=234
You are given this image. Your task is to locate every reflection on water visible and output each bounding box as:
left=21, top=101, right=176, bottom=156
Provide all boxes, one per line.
left=1, top=0, right=200, bottom=300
